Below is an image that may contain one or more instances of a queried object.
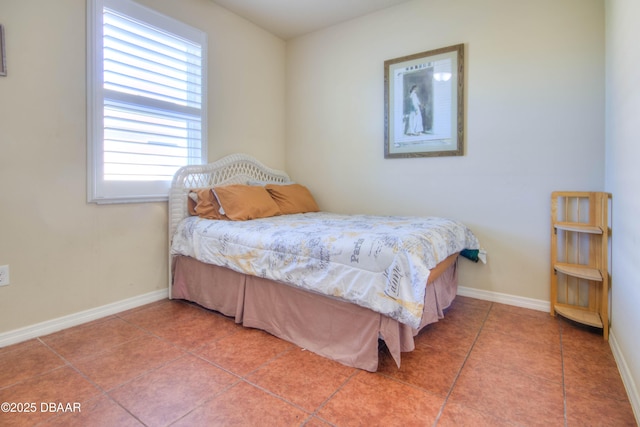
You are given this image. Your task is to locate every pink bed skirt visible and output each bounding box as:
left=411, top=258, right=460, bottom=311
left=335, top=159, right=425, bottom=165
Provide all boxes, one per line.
left=171, top=255, right=458, bottom=371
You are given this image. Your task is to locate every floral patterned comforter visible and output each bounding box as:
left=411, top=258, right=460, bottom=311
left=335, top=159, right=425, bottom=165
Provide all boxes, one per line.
left=171, top=212, right=480, bottom=328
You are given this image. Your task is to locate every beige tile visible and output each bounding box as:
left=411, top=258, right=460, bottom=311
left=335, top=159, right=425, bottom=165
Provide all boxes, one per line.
left=150, top=310, right=241, bottom=350
left=0, top=339, right=66, bottom=388
left=440, top=299, right=491, bottom=330
left=0, top=366, right=100, bottom=426
left=438, top=401, right=518, bottom=426
left=563, top=352, right=630, bottom=402
left=561, top=318, right=613, bottom=363
left=196, top=327, right=295, bottom=376
left=109, top=354, right=237, bottom=426
left=377, top=345, right=466, bottom=397
left=172, top=381, right=308, bottom=427
left=45, top=394, right=143, bottom=427
left=452, top=295, right=493, bottom=309
left=565, top=390, right=637, bottom=426
left=40, top=317, right=148, bottom=362
left=483, top=305, right=562, bottom=345
left=467, top=328, right=562, bottom=383
left=246, top=348, right=355, bottom=412
left=318, top=371, right=443, bottom=426
left=73, top=335, right=184, bottom=391
left=414, top=320, right=480, bottom=357
left=121, top=300, right=240, bottom=350
left=118, top=299, right=210, bottom=331
left=449, top=358, right=564, bottom=426
left=490, top=302, right=553, bottom=320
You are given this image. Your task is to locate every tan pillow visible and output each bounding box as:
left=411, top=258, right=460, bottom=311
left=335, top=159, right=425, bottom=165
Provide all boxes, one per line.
left=190, top=188, right=228, bottom=220
left=213, top=184, right=282, bottom=220
left=265, top=184, right=320, bottom=214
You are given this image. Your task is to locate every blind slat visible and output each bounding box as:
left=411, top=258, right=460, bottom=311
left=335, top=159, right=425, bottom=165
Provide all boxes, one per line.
left=104, top=76, right=202, bottom=108
left=104, top=117, right=201, bottom=138
left=104, top=58, right=202, bottom=94
left=105, top=140, right=201, bottom=157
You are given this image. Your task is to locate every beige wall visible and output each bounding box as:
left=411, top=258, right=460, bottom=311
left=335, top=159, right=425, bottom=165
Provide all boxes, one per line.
left=0, top=0, right=285, bottom=333
left=605, top=0, right=640, bottom=412
left=285, top=0, right=605, bottom=302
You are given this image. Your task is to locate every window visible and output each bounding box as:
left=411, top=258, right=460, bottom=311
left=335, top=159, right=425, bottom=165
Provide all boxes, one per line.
left=87, top=0, right=207, bottom=203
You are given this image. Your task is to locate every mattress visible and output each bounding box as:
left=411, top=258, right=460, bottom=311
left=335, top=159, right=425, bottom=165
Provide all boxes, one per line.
left=170, top=212, right=479, bottom=328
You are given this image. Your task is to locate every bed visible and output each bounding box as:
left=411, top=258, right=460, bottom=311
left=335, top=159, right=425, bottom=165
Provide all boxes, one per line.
left=168, top=153, right=480, bottom=371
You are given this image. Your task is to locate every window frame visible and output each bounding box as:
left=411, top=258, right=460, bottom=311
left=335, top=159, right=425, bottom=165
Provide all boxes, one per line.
left=87, top=0, right=207, bottom=204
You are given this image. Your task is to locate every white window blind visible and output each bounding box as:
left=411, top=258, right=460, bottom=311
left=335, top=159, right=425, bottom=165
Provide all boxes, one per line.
left=88, top=0, right=207, bottom=203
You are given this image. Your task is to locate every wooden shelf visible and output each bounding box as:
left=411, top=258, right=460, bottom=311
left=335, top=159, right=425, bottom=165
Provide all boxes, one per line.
left=554, top=305, right=603, bottom=328
left=554, top=263, right=602, bottom=281
left=554, top=222, right=602, bottom=234
left=550, top=191, right=611, bottom=340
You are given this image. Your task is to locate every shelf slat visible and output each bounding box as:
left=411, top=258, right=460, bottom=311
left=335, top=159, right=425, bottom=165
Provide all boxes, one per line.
left=554, top=263, right=602, bottom=281
left=554, top=305, right=603, bottom=328
left=554, top=222, right=602, bottom=234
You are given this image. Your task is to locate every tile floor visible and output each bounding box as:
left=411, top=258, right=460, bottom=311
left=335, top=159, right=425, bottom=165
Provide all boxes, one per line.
left=0, top=296, right=636, bottom=426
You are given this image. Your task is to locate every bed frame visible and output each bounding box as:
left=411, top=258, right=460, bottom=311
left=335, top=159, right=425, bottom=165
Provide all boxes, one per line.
left=168, top=153, right=460, bottom=371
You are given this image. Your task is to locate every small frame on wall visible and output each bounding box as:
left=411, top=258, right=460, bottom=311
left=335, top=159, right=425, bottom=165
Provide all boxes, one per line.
left=0, top=25, right=6, bottom=77
left=384, top=43, right=464, bottom=158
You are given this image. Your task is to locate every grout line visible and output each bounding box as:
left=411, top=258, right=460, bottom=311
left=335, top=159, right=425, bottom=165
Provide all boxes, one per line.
left=34, top=339, right=150, bottom=425
left=239, top=376, right=314, bottom=416
left=432, top=301, right=493, bottom=426
left=559, top=323, right=568, bottom=427
left=307, top=368, right=360, bottom=422
left=185, top=341, right=312, bottom=420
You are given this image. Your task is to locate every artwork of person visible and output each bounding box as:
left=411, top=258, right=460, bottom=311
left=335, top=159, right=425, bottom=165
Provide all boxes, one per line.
left=405, top=84, right=423, bottom=136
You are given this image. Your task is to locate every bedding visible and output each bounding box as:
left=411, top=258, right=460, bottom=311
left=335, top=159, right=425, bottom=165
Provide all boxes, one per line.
left=171, top=212, right=479, bottom=329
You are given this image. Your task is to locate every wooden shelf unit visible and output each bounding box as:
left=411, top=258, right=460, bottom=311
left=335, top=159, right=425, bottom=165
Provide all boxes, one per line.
left=550, top=191, right=611, bottom=339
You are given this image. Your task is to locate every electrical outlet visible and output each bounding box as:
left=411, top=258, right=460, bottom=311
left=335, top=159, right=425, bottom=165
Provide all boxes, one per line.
left=0, top=265, right=9, bottom=286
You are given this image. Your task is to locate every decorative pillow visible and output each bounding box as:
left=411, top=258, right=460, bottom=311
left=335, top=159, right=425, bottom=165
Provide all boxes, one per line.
left=265, top=184, right=320, bottom=215
left=189, top=188, right=229, bottom=220
left=213, top=184, right=282, bottom=220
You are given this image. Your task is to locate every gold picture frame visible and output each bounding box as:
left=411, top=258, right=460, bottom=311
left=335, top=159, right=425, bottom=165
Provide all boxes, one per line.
left=384, top=44, right=464, bottom=158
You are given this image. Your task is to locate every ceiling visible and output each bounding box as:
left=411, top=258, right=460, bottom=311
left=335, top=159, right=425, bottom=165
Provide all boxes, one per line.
left=211, top=0, right=414, bottom=40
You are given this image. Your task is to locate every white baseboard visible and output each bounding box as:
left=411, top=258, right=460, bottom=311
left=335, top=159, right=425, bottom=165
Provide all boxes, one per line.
left=609, top=329, right=640, bottom=425
left=0, top=289, right=168, bottom=348
left=457, top=285, right=550, bottom=312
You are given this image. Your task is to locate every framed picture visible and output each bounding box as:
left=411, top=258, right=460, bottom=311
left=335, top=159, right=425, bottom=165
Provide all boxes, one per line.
left=0, top=25, right=6, bottom=77
left=384, top=44, right=464, bottom=158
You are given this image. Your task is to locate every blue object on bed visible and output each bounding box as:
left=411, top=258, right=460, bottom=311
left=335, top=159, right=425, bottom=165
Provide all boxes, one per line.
left=460, top=248, right=480, bottom=262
